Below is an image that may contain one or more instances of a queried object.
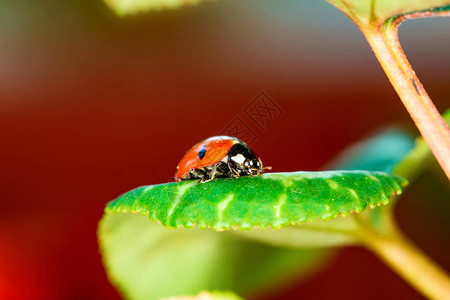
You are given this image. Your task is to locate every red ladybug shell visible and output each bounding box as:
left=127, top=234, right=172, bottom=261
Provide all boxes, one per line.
left=175, top=136, right=240, bottom=180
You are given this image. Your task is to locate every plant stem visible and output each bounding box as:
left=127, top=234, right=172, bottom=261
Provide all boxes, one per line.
left=355, top=215, right=450, bottom=300
left=361, top=17, right=450, bottom=180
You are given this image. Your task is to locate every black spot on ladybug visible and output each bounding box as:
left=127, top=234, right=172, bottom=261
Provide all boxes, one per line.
left=198, top=147, right=207, bottom=160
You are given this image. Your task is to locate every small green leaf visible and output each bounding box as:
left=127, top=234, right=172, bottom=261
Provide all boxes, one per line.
left=326, top=0, right=450, bottom=27
left=162, top=290, right=243, bottom=300
left=326, top=127, right=415, bottom=173
left=104, top=0, right=213, bottom=15
left=106, top=171, right=406, bottom=230
left=325, top=109, right=450, bottom=184
left=393, top=108, right=450, bottom=181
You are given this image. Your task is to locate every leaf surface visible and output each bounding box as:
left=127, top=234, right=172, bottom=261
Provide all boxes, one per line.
left=104, top=0, right=214, bottom=15
left=326, top=0, right=450, bottom=27
left=99, top=170, right=405, bottom=299
left=106, top=171, right=406, bottom=231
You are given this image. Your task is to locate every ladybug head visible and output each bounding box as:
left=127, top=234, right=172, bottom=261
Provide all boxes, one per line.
left=243, top=157, right=263, bottom=175
left=227, top=143, right=266, bottom=176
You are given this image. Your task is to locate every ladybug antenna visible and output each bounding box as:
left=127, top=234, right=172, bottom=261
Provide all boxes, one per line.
left=258, top=157, right=271, bottom=172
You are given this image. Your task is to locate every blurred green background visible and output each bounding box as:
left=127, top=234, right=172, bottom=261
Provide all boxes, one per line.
left=0, top=0, right=449, bottom=299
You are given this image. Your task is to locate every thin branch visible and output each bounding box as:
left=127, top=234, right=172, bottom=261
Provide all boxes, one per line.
left=361, top=12, right=450, bottom=179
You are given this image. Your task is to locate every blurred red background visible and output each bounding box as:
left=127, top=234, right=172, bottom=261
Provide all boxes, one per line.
left=1, top=0, right=449, bottom=299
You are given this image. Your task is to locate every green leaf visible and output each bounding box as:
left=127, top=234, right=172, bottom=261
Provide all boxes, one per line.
left=99, top=170, right=405, bottom=299
left=104, top=0, right=213, bottom=15
left=393, top=108, right=450, bottom=181
left=325, top=109, right=450, bottom=184
left=326, top=0, right=450, bottom=27
left=325, top=127, right=415, bottom=173
left=106, top=171, right=406, bottom=231
left=99, top=213, right=331, bottom=300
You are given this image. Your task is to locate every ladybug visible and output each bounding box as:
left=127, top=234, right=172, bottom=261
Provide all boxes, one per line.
left=175, top=136, right=270, bottom=182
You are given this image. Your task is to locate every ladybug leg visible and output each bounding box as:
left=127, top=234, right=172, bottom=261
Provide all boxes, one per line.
left=189, top=169, right=207, bottom=182
left=209, top=165, right=218, bottom=180
left=227, top=159, right=240, bottom=178
left=201, top=164, right=218, bottom=183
